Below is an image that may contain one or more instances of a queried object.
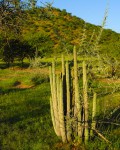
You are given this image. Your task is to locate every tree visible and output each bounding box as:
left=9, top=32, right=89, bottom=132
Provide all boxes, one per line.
left=28, top=0, right=37, bottom=9
left=0, top=0, right=21, bottom=30
left=0, top=0, right=32, bottom=65
left=3, top=39, right=35, bottom=66
left=24, top=32, right=53, bottom=58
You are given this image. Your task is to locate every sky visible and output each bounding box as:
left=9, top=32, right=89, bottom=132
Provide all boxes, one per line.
left=39, top=0, right=120, bottom=33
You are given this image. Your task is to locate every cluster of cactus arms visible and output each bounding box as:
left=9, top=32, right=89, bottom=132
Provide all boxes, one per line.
left=49, top=46, right=97, bottom=143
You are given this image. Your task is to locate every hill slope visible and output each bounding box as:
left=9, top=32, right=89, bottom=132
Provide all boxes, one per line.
left=1, top=6, right=120, bottom=58
left=22, top=7, right=120, bottom=57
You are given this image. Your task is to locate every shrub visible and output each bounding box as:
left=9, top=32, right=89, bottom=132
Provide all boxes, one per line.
left=31, top=74, right=49, bottom=85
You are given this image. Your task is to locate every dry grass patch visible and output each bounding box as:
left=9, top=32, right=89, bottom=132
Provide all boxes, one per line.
left=14, top=84, right=34, bottom=89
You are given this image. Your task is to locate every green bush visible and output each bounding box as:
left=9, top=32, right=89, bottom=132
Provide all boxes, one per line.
left=31, top=74, right=49, bottom=85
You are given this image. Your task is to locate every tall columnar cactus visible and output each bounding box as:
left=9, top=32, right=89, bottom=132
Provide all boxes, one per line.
left=62, top=54, right=65, bottom=77
left=91, top=92, right=97, bottom=136
left=49, top=47, right=97, bottom=144
left=51, top=61, right=61, bottom=136
left=59, top=76, right=67, bottom=142
left=73, top=46, right=82, bottom=138
left=83, top=61, right=89, bottom=142
left=66, top=61, right=72, bottom=141
left=49, top=66, right=56, bottom=134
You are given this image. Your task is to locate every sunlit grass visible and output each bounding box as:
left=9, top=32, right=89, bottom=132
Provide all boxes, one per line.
left=40, top=55, right=97, bottom=63
left=0, top=65, right=120, bottom=150
left=0, top=81, right=59, bottom=149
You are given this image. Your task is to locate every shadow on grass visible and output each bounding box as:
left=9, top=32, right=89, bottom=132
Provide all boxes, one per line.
left=0, top=62, right=30, bottom=69
left=0, top=82, right=51, bottom=125
left=0, top=98, right=50, bottom=124
left=96, top=107, right=120, bottom=133
left=0, top=87, right=29, bottom=95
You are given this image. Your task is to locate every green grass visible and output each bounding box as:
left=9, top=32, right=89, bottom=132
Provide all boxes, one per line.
left=0, top=65, right=120, bottom=150
left=0, top=83, right=60, bottom=150
left=0, top=68, right=60, bottom=150
left=39, top=55, right=97, bottom=65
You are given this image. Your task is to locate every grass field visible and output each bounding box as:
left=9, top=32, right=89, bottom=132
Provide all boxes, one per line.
left=0, top=61, right=120, bottom=150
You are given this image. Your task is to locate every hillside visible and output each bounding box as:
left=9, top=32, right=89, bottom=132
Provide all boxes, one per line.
left=0, top=6, right=120, bottom=61
left=22, top=7, right=120, bottom=56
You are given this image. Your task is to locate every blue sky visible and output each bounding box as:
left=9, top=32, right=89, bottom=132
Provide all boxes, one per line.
left=39, top=0, right=120, bottom=33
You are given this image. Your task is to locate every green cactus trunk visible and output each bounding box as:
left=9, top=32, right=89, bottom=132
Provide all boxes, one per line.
left=83, top=61, right=89, bottom=142
left=61, top=54, right=67, bottom=117
left=91, top=92, right=97, bottom=136
left=52, top=61, right=61, bottom=136
left=73, top=46, right=82, bottom=138
left=59, top=77, right=67, bottom=142
left=49, top=66, right=56, bottom=134
left=62, top=54, right=65, bottom=77
left=66, top=61, right=72, bottom=141
left=49, top=47, right=97, bottom=144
